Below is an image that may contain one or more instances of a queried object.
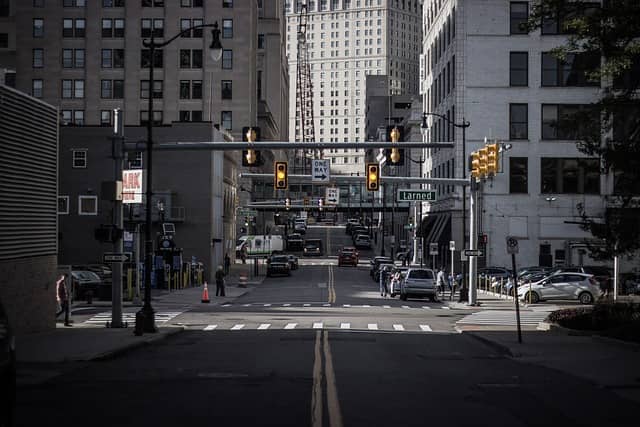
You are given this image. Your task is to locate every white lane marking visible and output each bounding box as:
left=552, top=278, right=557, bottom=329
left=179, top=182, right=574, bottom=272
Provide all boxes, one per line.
left=284, top=323, right=297, bottom=329
left=313, top=322, right=323, bottom=329
left=422, top=306, right=431, bottom=310
left=382, top=305, right=391, bottom=309
left=203, top=325, right=218, bottom=331
left=401, top=305, right=410, bottom=309
left=393, top=324, right=405, bottom=331
left=361, top=305, right=371, bottom=308
left=257, top=323, right=271, bottom=330
left=419, top=324, right=433, bottom=332
left=230, top=324, right=245, bottom=330
left=367, top=323, right=378, bottom=330
left=263, top=303, right=272, bottom=307
left=343, top=304, right=351, bottom=308
left=323, top=303, right=331, bottom=307
left=442, top=306, right=451, bottom=310
left=304, top=303, right=311, bottom=307
left=221, top=304, right=232, bottom=307
left=242, top=304, right=251, bottom=307
left=283, top=303, right=291, bottom=307
left=340, top=323, right=350, bottom=329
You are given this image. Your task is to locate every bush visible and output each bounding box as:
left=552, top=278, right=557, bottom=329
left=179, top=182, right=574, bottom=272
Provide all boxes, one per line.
left=548, top=303, right=640, bottom=342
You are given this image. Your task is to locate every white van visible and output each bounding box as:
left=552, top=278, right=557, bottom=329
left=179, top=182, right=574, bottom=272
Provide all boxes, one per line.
left=244, top=235, right=284, bottom=257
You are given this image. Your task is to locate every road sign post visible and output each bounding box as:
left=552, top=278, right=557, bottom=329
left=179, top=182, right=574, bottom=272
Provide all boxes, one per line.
left=506, top=236, right=522, bottom=344
left=429, top=242, right=438, bottom=270
left=449, top=240, right=455, bottom=300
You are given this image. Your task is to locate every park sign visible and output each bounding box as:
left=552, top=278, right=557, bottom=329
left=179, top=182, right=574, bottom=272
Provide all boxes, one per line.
left=397, top=189, right=437, bottom=203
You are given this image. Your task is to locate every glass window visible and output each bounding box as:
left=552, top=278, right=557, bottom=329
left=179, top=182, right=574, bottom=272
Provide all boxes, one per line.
left=541, top=158, right=600, bottom=194
left=192, top=80, right=202, bottom=99
left=542, top=104, right=596, bottom=140
left=74, top=49, right=85, bottom=67
left=33, top=18, right=44, bottom=37
left=141, top=19, right=151, bottom=37
left=509, top=157, right=528, bottom=193
left=100, top=110, right=112, bottom=126
left=509, top=103, right=528, bottom=140
left=191, top=110, right=203, bottom=122
left=221, top=111, right=232, bottom=130
left=72, top=150, right=87, bottom=168
left=542, top=52, right=599, bottom=87
left=258, top=34, right=264, bottom=49
left=61, top=110, right=72, bottom=126
left=32, top=79, right=43, bottom=98
left=58, top=196, right=69, bottom=215
left=102, top=19, right=113, bottom=37
left=114, top=19, right=125, bottom=37
left=113, top=80, right=124, bottom=98
left=74, top=79, right=84, bottom=98
left=221, top=80, right=232, bottom=99
left=180, top=49, right=190, bottom=67
left=78, top=196, right=97, bottom=215
left=141, top=49, right=163, bottom=68
left=510, top=2, right=528, bottom=34
left=62, top=79, right=73, bottom=98
left=33, top=48, right=44, bottom=68
left=114, top=49, right=125, bottom=68
left=192, top=19, right=203, bottom=37
left=222, top=49, right=232, bottom=69
left=74, top=110, right=84, bottom=126
left=101, top=79, right=112, bottom=98
left=179, top=110, right=190, bottom=122
left=223, top=0, right=233, bottom=7
left=180, top=19, right=191, bottom=37
left=153, top=19, right=163, bottom=38
left=179, top=80, right=190, bottom=99
left=192, top=49, right=202, bottom=68
left=63, top=19, right=73, bottom=37
left=63, top=49, right=74, bottom=68
left=75, top=19, right=85, bottom=37
left=509, top=52, right=528, bottom=86
left=101, top=49, right=112, bottom=68
left=222, top=19, right=233, bottom=38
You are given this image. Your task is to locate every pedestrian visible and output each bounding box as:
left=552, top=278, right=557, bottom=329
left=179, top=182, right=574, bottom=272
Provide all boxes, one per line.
left=448, top=272, right=456, bottom=300
left=436, top=267, right=446, bottom=295
left=241, top=246, right=247, bottom=264
left=56, top=273, right=71, bottom=326
left=215, top=265, right=226, bottom=297
left=379, top=266, right=388, bottom=297
left=224, top=253, right=231, bottom=275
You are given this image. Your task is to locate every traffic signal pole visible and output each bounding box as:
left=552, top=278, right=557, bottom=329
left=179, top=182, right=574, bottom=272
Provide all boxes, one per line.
left=468, top=178, right=479, bottom=306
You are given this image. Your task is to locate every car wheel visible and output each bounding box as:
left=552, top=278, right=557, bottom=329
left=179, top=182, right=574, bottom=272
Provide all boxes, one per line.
left=390, top=293, right=395, bottom=298
left=525, top=291, right=539, bottom=304
left=579, top=291, right=594, bottom=305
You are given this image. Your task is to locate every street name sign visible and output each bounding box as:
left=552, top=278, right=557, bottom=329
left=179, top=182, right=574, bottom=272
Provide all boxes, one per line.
left=325, top=187, right=339, bottom=205
left=103, top=252, right=131, bottom=263
left=312, top=159, right=330, bottom=183
left=238, top=209, right=258, bottom=217
left=397, top=189, right=437, bottom=202
left=464, top=249, right=484, bottom=257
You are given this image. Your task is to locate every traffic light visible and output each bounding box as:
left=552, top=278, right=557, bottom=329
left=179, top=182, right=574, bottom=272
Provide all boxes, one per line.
left=285, top=198, right=290, bottom=210
left=470, top=151, right=481, bottom=179
left=478, top=147, right=488, bottom=178
left=274, top=161, right=288, bottom=189
left=486, top=143, right=499, bottom=176
left=318, top=198, right=323, bottom=211
left=385, top=125, right=405, bottom=165
left=366, top=163, right=379, bottom=191
left=242, top=126, right=262, bottom=167
left=244, top=216, right=249, bottom=227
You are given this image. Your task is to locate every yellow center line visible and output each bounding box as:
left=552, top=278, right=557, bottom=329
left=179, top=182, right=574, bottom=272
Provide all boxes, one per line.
left=311, top=331, right=323, bottom=427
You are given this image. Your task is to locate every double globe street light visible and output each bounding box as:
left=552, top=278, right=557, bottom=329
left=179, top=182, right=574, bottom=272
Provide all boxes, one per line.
left=135, top=23, right=223, bottom=335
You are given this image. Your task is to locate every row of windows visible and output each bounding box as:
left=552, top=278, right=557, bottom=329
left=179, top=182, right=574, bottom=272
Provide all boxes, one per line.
left=38, top=0, right=226, bottom=8
left=509, top=52, right=599, bottom=87
left=508, top=157, right=600, bottom=195
left=509, top=103, right=596, bottom=141
left=57, top=195, right=97, bottom=216
left=510, top=1, right=600, bottom=35
left=59, top=109, right=234, bottom=129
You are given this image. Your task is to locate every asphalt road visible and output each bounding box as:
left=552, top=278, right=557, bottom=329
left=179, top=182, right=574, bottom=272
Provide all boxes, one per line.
left=16, top=226, right=637, bottom=426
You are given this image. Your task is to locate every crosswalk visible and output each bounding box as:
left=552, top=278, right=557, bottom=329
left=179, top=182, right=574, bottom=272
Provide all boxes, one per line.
left=456, top=310, right=549, bottom=326
left=219, top=302, right=449, bottom=310
left=84, top=311, right=183, bottom=325
left=190, top=321, right=438, bottom=333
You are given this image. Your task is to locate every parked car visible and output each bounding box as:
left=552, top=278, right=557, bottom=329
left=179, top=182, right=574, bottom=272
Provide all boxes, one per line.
left=287, top=254, right=299, bottom=270
left=621, top=272, right=640, bottom=295
left=0, top=296, right=16, bottom=427
left=338, top=246, right=359, bottom=267
left=354, top=234, right=372, bottom=249
left=350, top=226, right=369, bottom=239
left=370, top=256, right=393, bottom=278
left=71, top=270, right=103, bottom=300
left=267, top=255, right=291, bottom=277
left=303, top=239, right=323, bottom=256
left=517, top=272, right=602, bottom=304
left=400, top=268, right=437, bottom=301
left=554, top=265, right=613, bottom=290
left=517, top=266, right=553, bottom=278
left=478, top=267, right=511, bottom=279
left=286, top=233, right=304, bottom=251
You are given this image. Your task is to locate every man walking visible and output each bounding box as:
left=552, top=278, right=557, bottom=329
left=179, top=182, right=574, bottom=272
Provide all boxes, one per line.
left=224, top=253, right=231, bottom=275
left=436, top=268, right=446, bottom=296
left=215, top=265, right=226, bottom=297
left=56, top=273, right=71, bottom=326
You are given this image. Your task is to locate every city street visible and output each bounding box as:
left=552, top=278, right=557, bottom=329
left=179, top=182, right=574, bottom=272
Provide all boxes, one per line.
left=15, top=225, right=638, bottom=426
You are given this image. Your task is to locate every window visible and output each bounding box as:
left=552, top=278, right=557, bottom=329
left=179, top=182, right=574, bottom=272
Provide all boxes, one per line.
left=78, top=196, right=98, bottom=216
left=141, top=49, right=163, bottom=68
left=72, top=150, right=87, bottom=168
left=0, top=33, right=7, bottom=48
left=541, top=52, right=599, bottom=87
left=509, top=52, right=528, bottom=86
left=101, top=49, right=112, bottom=68
left=222, top=19, right=233, bottom=38
left=191, top=110, right=202, bottom=121
left=510, top=2, right=528, bottom=34
left=101, top=79, right=112, bottom=98
left=74, top=110, right=84, bottom=126
left=63, top=18, right=85, bottom=37
left=100, top=110, right=112, bottom=126
left=32, top=79, right=43, bottom=98
left=33, top=48, right=44, bottom=68
left=102, top=19, right=113, bottom=37
left=542, top=104, right=596, bottom=140
left=33, top=0, right=45, bottom=7
left=221, top=111, right=232, bottom=130
left=33, top=18, right=44, bottom=38
left=541, top=158, right=600, bottom=194
left=179, top=80, right=190, bottom=99
left=509, top=158, right=528, bottom=193
left=114, top=19, right=125, bottom=37
left=152, top=19, right=163, bottom=37
left=221, top=80, right=232, bottom=99
left=142, top=0, right=165, bottom=6
left=223, top=0, right=233, bottom=7
left=63, top=19, right=73, bottom=37
left=222, top=49, right=232, bottom=69
left=58, top=196, right=69, bottom=215
left=509, top=103, right=528, bottom=140
left=64, top=0, right=86, bottom=6
left=113, top=49, right=124, bottom=68
left=179, top=110, right=190, bottom=122
left=192, top=80, right=202, bottom=98
left=541, top=3, right=600, bottom=35
left=141, top=19, right=151, bottom=37
left=74, top=49, right=85, bottom=67
left=62, top=79, right=72, bottom=98
left=103, top=0, right=125, bottom=7
left=75, top=19, right=85, bottom=37
left=179, top=49, right=202, bottom=68
left=140, top=80, right=163, bottom=99
left=101, top=79, right=124, bottom=98
left=257, top=34, right=264, bottom=49
left=140, top=110, right=163, bottom=126
left=74, top=79, right=84, bottom=98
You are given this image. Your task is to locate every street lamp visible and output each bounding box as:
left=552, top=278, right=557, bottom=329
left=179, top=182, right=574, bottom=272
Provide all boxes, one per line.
left=421, top=112, right=470, bottom=300
left=135, top=22, right=223, bottom=335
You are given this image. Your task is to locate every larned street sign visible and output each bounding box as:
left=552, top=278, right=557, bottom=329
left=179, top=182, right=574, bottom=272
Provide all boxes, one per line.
left=463, top=249, right=484, bottom=257
left=103, top=252, right=131, bottom=263
left=397, top=189, right=437, bottom=202
left=312, top=159, right=330, bottom=183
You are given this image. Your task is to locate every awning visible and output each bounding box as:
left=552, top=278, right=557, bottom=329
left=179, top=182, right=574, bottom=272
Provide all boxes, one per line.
left=417, top=215, right=438, bottom=238
left=425, top=212, right=451, bottom=245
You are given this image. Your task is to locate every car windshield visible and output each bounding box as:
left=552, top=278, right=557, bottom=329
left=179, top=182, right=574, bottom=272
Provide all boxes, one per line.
left=408, top=270, right=434, bottom=279
left=271, top=256, right=289, bottom=263
left=305, top=242, right=320, bottom=249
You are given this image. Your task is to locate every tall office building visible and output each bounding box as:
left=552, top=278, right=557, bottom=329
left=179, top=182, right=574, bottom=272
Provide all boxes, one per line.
left=0, top=0, right=15, bottom=85
left=420, top=0, right=613, bottom=269
left=285, top=0, right=422, bottom=175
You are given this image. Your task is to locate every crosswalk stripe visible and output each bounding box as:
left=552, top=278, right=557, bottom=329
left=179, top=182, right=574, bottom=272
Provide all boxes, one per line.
left=393, top=324, right=404, bottom=331
left=283, top=303, right=291, bottom=307
left=419, top=324, right=432, bottom=332
left=323, top=303, right=331, bottom=307
left=257, top=323, right=271, bottom=330
left=204, top=325, right=217, bottom=331
left=263, top=304, right=271, bottom=307
left=340, top=323, right=350, bottom=329
left=303, top=303, right=311, bottom=307
left=382, top=305, right=391, bottom=309
left=442, top=306, right=450, bottom=310
left=401, top=305, right=410, bottom=309
left=284, top=323, right=297, bottom=329
left=343, top=304, right=351, bottom=308
left=230, top=324, right=245, bottom=330
left=221, top=304, right=232, bottom=307
left=242, top=304, right=251, bottom=307
left=313, top=322, right=323, bottom=329
left=367, top=323, right=378, bottom=330
left=422, top=306, right=431, bottom=310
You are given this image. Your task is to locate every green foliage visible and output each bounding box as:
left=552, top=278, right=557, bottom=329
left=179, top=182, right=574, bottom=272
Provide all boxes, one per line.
left=528, top=1, right=640, bottom=259
left=548, top=302, right=640, bottom=334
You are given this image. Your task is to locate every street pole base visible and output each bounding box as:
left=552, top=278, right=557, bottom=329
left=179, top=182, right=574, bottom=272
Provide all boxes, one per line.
left=133, top=306, right=158, bottom=336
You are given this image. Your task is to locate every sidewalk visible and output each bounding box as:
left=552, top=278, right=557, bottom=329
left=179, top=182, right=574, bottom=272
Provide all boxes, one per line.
left=466, top=329, right=640, bottom=403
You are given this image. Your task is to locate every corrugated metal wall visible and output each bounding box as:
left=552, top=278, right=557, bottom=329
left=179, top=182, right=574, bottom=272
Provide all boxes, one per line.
left=0, top=85, right=58, bottom=260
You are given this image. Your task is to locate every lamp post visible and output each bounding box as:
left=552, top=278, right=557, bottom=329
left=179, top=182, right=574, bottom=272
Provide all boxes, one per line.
left=135, top=22, right=223, bottom=335
left=421, top=112, right=470, bottom=300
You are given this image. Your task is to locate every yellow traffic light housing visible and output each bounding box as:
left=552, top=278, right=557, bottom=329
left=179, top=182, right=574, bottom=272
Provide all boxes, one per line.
left=366, top=163, right=379, bottom=191
left=478, top=147, right=488, bottom=178
left=274, top=161, right=288, bottom=189
left=470, top=151, right=481, bottom=179
left=486, top=143, right=499, bottom=176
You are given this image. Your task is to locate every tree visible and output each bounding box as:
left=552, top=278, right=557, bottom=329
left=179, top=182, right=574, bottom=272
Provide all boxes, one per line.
left=527, top=0, right=640, bottom=260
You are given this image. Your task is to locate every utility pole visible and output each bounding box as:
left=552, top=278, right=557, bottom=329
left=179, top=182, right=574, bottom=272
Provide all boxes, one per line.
left=468, top=178, right=479, bottom=306
left=110, top=108, right=125, bottom=328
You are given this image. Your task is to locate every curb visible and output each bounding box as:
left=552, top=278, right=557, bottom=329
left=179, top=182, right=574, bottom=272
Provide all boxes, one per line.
left=89, top=326, right=185, bottom=362
left=591, top=334, right=640, bottom=349
left=462, top=331, right=520, bottom=358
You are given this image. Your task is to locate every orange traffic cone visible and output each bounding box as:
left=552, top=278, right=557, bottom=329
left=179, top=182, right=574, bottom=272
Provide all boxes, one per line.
left=201, top=282, right=210, bottom=303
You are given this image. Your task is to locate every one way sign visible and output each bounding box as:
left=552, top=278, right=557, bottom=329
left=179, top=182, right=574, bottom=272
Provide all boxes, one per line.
left=312, top=159, right=330, bottom=183
left=325, top=187, right=339, bottom=205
